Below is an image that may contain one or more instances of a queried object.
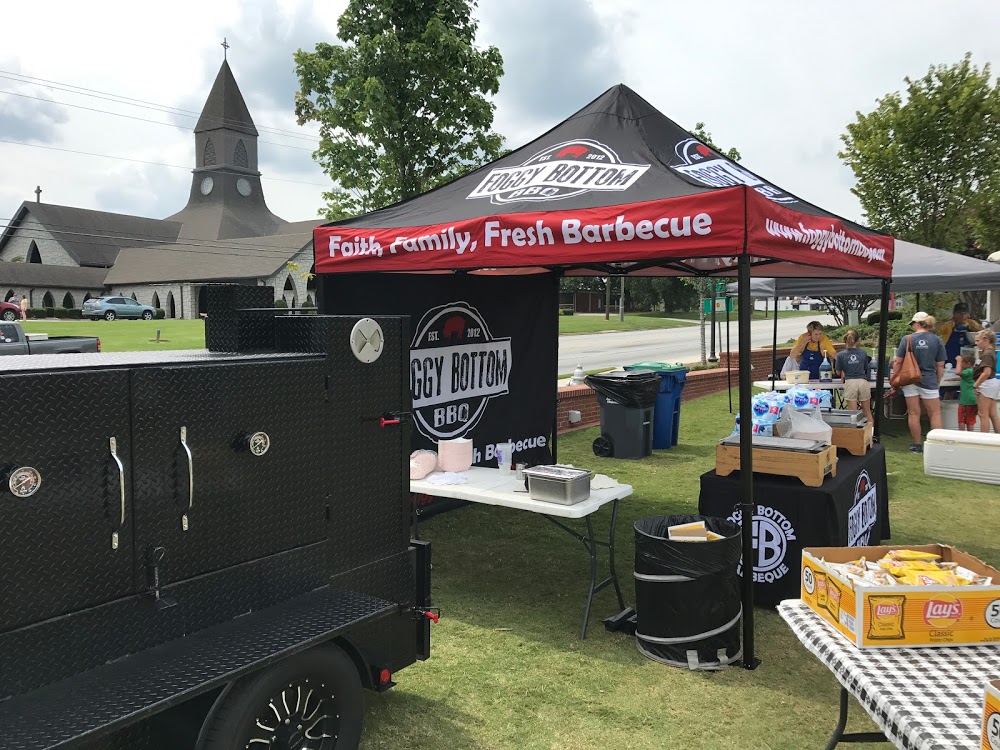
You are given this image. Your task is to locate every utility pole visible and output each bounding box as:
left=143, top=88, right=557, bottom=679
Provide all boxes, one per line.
left=619, top=276, right=625, bottom=322
left=604, top=278, right=611, bottom=321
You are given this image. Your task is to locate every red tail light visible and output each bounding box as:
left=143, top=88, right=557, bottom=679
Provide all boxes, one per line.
left=379, top=668, right=391, bottom=686
left=97, top=338, right=101, bottom=353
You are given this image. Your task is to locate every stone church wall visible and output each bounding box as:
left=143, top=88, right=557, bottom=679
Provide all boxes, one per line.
left=0, top=218, right=78, bottom=266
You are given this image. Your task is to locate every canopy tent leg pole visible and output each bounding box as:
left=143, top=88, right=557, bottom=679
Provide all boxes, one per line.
left=552, top=272, right=561, bottom=462
left=737, top=255, right=758, bottom=670
left=726, top=300, right=733, bottom=413
left=709, top=288, right=718, bottom=362
left=771, top=293, right=779, bottom=390
left=873, top=279, right=891, bottom=442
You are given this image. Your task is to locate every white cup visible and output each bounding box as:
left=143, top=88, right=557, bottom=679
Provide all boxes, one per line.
left=496, top=441, right=514, bottom=474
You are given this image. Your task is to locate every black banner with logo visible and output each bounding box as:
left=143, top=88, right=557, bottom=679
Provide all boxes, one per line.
left=319, top=272, right=557, bottom=467
left=697, top=445, right=890, bottom=605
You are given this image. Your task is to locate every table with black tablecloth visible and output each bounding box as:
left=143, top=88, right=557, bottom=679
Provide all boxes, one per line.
left=698, top=444, right=890, bottom=605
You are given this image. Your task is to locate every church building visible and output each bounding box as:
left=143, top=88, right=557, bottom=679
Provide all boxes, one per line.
left=0, top=59, right=318, bottom=318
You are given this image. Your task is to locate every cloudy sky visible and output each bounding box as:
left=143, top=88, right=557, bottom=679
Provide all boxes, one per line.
left=2, top=0, right=999, bottom=228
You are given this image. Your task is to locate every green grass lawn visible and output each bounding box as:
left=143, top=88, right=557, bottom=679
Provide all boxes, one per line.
left=360, top=392, right=998, bottom=750
left=559, top=312, right=696, bottom=335
left=20, top=319, right=205, bottom=351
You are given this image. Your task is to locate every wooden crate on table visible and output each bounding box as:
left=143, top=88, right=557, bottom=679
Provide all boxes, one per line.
left=830, top=422, right=873, bottom=456
left=715, top=443, right=837, bottom=487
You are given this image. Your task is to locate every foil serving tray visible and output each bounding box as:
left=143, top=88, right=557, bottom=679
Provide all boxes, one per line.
left=719, top=435, right=828, bottom=453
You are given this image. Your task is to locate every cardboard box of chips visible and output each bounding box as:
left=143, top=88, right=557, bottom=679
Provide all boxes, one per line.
left=984, top=679, right=1000, bottom=750
left=801, top=545, right=1000, bottom=649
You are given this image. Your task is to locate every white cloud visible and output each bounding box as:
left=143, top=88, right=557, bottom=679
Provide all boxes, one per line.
left=1, top=0, right=999, bottom=229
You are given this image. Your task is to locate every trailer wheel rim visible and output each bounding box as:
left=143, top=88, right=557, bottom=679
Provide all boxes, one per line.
left=246, top=678, right=341, bottom=749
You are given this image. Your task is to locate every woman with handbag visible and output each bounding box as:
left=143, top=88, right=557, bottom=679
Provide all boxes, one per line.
left=892, top=312, right=946, bottom=453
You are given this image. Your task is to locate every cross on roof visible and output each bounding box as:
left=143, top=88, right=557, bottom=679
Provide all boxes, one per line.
left=221, top=38, right=230, bottom=60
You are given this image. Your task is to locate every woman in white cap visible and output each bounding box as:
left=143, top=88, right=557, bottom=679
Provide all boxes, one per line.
left=893, top=312, right=946, bottom=453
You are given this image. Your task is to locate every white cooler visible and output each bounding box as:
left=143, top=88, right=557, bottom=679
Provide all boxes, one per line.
left=924, top=428, right=1000, bottom=485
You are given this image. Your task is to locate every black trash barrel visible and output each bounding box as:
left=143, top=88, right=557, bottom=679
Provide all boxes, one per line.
left=633, top=515, right=742, bottom=670
left=585, top=370, right=660, bottom=459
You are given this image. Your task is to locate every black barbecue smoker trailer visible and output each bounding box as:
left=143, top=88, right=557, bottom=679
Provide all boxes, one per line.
left=0, top=285, right=434, bottom=750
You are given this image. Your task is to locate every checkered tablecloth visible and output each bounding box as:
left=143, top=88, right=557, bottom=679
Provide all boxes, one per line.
left=778, top=599, right=1000, bottom=750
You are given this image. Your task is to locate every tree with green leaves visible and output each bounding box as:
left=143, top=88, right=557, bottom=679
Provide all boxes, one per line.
left=294, top=0, right=505, bottom=220
left=686, top=123, right=740, bottom=363
left=840, top=54, right=1000, bottom=315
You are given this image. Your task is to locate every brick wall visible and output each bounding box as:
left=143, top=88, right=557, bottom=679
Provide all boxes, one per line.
left=555, top=343, right=843, bottom=434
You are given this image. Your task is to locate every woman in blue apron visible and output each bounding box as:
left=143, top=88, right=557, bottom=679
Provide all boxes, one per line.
left=790, top=321, right=836, bottom=380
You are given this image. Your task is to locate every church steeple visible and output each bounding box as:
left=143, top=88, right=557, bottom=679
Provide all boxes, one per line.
left=169, top=54, right=284, bottom=240
left=194, top=59, right=259, bottom=174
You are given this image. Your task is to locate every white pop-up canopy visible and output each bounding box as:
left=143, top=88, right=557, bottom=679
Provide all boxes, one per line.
left=727, top=240, right=1000, bottom=297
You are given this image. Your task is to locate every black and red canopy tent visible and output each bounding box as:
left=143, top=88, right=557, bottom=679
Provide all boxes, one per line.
left=313, top=84, right=895, bottom=668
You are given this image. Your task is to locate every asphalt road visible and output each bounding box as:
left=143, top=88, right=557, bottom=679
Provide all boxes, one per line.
left=558, top=314, right=835, bottom=375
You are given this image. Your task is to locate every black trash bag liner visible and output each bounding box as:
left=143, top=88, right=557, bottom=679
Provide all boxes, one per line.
left=634, top=515, right=742, bottom=579
left=585, top=370, right=660, bottom=409
left=633, top=514, right=742, bottom=671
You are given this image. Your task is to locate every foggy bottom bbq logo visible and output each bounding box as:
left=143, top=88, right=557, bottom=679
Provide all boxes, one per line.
left=467, top=139, right=650, bottom=205
left=727, top=504, right=797, bottom=584
left=410, top=302, right=512, bottom=440
left=671, top=137, right=797, bottom=205
left=849, top=470, right=878, bottom=547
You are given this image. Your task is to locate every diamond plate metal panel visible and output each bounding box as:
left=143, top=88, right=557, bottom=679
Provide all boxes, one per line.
left=0, top=370, right=135, bottom=634
left=129, top=359, right=327, bottom=585
left=329, top=550, right=415, bottom=608
left=205, top=284, right=275, bottom=352
left=0, top=350, right=321, bottom=373
left=275, top=316, right=411, bottom=577
left=0, top=543, right=327, bottom=698
left=0, top=587, right=394, bottom=750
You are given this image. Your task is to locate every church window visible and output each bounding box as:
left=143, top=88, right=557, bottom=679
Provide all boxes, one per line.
left=27, top=242, right=42, bottom=264
left=62, top=292, right=74, bottom=309
left=234, top=139, right=249, bottom=168
left=42, top=291, right=54, bottom=308
left=167, top=292, right=176, bottom=319
left=203, top=138, right=217, bottom=166
left=152, top=292, right=160, bottom=309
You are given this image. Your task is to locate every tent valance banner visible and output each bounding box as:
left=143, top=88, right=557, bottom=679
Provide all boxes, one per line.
left=320, top=272, right=557, bottom=468
left=315, top=85, right=893, bottom=280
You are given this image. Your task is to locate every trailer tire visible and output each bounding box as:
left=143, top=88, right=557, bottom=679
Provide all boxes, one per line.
left=202, top=644, right=363, bottom=750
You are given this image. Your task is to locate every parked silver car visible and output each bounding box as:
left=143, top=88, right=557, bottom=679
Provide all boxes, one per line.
left=82, top=296, right=156, bottom=321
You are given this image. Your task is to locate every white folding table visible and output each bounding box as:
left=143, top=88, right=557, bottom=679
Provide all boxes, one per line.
left=411, top=467, right=633, bottom=639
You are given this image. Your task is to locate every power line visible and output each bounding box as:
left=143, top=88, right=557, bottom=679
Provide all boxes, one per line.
left=0, top=222, right=319, bottom=262
left=0, top=89, right=316, bottom=152
left=0, top=214, right=321, bottom=248
left=0, top=138, right=330, bottom=188
left=0, top=70, right=320, bottom=143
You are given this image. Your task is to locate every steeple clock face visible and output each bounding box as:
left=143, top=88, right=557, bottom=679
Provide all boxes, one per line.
left=236, top=178, right=252, bottom=197
left=200, top=177, right=214, bottom=195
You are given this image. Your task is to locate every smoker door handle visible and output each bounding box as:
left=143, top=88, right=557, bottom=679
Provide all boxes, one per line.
left=180, top=426, right=193, bottom=531
left=109, top=437, right=125, bottom=551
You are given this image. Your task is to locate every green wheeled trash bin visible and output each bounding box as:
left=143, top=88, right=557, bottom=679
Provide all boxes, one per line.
left=585, top=370, right=660, bottom=459
left=624, top=362, right=688, bottom=449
